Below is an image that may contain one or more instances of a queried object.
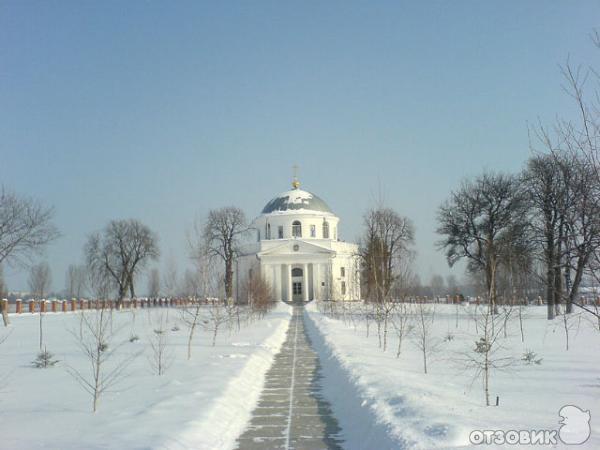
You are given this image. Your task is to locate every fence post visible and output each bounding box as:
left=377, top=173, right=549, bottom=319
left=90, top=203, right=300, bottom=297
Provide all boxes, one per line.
left=40, top=300, right=47, bottom=313
left=62, top=300, right=68, bottom=312
left=16, top=299, right=22, bottom=314
left=51, top=300, right=57, bottom=313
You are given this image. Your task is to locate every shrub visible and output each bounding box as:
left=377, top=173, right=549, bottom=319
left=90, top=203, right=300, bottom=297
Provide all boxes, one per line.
left=32, top=347, right=59, bottom=368
left=522, top=349, right=542, bottom=365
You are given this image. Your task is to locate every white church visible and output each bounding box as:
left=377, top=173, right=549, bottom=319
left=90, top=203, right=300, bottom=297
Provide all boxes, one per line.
left=236, top=177, right=360, bottom=302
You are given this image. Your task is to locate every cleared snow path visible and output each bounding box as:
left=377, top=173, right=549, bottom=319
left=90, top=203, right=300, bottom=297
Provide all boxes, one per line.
left=236, top=305, right=344, bottom=450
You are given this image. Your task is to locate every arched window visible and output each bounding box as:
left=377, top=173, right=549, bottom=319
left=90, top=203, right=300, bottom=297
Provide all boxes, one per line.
left=266, top=223, right=271, bottom=240
left=292, top=220, right=302, bottom=238
left=322, top=221, right=329, bottom=239
left=291, top=268, right=303, bottom=277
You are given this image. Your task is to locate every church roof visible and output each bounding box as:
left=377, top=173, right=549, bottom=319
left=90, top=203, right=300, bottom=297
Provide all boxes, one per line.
left=261, top=188, right=334, bottom=215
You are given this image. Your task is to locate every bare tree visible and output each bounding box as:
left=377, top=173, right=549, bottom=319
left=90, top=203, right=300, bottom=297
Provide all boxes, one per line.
left=147, top=268, right=160, bottom=299
left=181, top=297, right=203, bottom=361
left=412, top=302, right=440, bottom=374
left=29, top=262, right=52, bottom=350
left=243, top=272, right=274, bottom=318
left=437, top=172, right=529, bottom=313
left=65, top=264, right=86, bottom=300
left=203, top=301, right=229, bottom=346
left=148, top=313, right=173, bottom=375
left=0, top=264, right=8, bottom=326
left=430, top=274, right=445, bottom=301
left=180, top=259, right=217, bottom=360
left=85, top=219, right=159, bottom=305
left=560, top=156, right=600, bottom=314
left=459, top=307, right=515, bottom=406
left=446, top=274, right=459, bottom=296
left=66, top=306, right=136, bottom=412
left=162, top=257, right=179, bottom=299
left=0, top=187, right=59, bottom=268
left=28, top=262, right=52, bottom=299
left=191, top=207, right=248, bottom=301
left=524, top=149, right=600, bottom=318
left=360, top=207, right=415, bottom=303
left=391, top=303, right=412, bottom=358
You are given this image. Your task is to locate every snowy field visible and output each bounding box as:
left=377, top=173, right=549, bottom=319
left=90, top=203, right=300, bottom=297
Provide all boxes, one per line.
left=0, top=303, right=292, bottom=450
left=306, top=302, right=600, bottom=449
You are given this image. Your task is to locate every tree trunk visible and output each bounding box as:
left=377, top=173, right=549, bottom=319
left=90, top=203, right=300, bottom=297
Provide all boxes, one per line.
left=546, top=250, right=555, bottom=319
left=1, top=301, right=9, bottom=326
left=554, top=222, right=564, bottom=315
left=484, top=354, right=490, bottom=406
left=567, top=254, right=588, bottom=314
left=225, top=258, right=233, bottom=300
left=128, top=273, right=136, bottom=302
left=39, top=312, right=43, bottom=350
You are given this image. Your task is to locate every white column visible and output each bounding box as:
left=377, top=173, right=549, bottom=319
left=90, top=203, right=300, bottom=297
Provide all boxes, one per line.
left=314, top=263, right=320, bottom=300
left=271, top=265, right=277, bottom=301
left=309, top=264, right=314, bottom=301
left=288, top=264, right=293, bottom=302
left=303, top=263, right=309, bottom=302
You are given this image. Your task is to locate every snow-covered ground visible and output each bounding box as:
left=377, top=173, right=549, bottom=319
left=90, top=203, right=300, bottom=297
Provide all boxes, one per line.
left=306, top=302, right=600, bottom=449
left=0, top=304, right=292, bottom=450
left=2, top=301, right=598, bottom=450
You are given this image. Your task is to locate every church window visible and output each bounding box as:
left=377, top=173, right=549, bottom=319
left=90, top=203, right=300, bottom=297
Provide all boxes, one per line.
left=292, top=268, right=303, bottom=277
left=323, top=221, right=329, bottom=239
left=341, top=281, right=346, bottom=296
left=310, top=224, right=316, bottom=237
left=292, top=220, right=302, bottom=238
left=340, top=267, right=345, bottom=278
left=278, top=225, right=283, bottom=239
left=266, top=223, right=271, bottom=239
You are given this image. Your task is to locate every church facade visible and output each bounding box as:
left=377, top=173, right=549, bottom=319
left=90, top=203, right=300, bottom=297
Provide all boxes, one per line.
left=236, top=179, right=360, bottom=302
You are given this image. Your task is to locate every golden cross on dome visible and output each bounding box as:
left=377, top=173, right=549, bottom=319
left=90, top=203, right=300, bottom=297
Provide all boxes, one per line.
left=292, top=164, right=300, bottom=189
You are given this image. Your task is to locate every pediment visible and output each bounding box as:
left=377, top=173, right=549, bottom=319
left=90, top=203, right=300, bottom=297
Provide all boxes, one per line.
left=258, top=240, right=334, bottom=257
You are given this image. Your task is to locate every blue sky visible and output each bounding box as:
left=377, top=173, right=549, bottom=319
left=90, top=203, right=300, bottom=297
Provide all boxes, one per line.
left=2, top=1, right=599, bottom=292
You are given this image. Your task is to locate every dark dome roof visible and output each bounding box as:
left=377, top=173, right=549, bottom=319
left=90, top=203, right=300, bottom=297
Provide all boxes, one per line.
left=262, top=189, right=333, bottom=214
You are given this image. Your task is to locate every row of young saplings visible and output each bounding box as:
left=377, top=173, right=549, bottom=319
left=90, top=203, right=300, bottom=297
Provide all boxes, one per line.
left=25, top=298, right=277, bottom=413
left=316, top=299, right=580, bottom=407
left=348, top=295, right=600, bottom=306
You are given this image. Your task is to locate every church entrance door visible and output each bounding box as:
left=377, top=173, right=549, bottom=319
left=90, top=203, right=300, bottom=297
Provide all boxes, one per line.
left=291, top=267, right=303, bottom=302
left=292, top=281, right=302, bottom=301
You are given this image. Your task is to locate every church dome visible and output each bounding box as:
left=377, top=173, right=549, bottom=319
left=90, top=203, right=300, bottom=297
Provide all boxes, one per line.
left=261, top=188, right=334, bottom=215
